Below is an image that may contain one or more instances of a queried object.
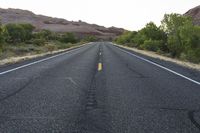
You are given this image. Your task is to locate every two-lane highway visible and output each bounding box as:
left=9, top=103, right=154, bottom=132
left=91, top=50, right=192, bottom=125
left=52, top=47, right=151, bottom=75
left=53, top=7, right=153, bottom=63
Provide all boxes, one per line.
left=0, top=42, right=200, bottom=133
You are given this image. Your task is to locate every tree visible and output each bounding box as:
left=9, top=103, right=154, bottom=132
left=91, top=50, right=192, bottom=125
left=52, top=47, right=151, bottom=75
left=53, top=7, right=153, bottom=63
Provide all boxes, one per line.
left=179, top=23, right=200, bottom=62
left=161, top=13, right=192, bottom=57
left=134, top=22, right=167, bottom=51
left=161, top=13, right=192, bottom=34
left=142, top=22, right=167, bottom=41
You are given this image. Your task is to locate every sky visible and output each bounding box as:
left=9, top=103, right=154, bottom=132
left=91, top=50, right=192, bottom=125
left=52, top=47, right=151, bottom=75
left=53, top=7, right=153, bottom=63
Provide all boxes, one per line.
left=0, top=0, right=200, bottom=31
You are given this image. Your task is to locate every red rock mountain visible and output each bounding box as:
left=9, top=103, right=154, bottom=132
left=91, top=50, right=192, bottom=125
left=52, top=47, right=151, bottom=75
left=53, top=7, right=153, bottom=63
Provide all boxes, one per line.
left=0, top=8, right=124, bottom=40
left=184, top=5, right=200, bottom=25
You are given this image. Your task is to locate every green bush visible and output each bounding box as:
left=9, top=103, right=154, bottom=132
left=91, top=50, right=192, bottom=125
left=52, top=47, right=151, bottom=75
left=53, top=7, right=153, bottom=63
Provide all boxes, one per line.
left=115, top=31, right=137, bottom=44
left=133, top=32, right=147, bottom=46
left=167, top=34, right=183, bottom=57
left=141, top=40, right=164, bottom=52
left=83, top=35, right=97, bottom=42
left=0, top=43, right=3, bottom=53
left=184, top=49, right=200, bottom=63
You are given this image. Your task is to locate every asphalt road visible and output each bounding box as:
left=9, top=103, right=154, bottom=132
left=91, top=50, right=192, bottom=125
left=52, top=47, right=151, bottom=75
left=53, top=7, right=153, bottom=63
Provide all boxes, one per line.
left=0, top=42, right=200, bottom=133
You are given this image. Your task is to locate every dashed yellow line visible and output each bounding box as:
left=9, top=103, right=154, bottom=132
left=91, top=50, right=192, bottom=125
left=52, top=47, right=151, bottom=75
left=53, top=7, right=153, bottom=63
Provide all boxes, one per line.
left=98, top=63, right=102, bottom=71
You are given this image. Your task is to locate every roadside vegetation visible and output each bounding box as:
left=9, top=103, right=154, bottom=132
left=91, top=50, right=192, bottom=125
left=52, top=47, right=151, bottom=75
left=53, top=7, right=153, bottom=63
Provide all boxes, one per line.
left=0, top=21, right=95, bottom=60
left=115, top=13, right=200, bottom=63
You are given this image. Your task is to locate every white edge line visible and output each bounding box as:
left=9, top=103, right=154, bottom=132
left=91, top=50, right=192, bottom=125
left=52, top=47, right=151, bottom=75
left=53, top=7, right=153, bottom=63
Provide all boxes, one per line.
left=0, top=45, right=86, bottom=76
left=113, top=44, right=200, bottom=85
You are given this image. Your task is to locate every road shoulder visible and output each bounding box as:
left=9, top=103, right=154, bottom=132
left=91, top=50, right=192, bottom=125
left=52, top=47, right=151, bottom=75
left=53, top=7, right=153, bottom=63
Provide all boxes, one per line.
left=0, top=43, right=87, bottom=66
left=113, top=44, right=200, bottom=71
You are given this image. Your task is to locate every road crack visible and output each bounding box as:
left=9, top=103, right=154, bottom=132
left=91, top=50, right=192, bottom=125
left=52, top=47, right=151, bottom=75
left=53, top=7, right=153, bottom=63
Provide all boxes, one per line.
left=75, top=44, right=111, bottom=133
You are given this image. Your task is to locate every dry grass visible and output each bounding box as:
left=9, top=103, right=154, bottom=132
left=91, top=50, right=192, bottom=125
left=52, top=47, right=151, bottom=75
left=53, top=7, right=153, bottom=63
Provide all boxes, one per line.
left=0, top=44, right=84, bottom=66
left=115, top=44, right=200, bottom=71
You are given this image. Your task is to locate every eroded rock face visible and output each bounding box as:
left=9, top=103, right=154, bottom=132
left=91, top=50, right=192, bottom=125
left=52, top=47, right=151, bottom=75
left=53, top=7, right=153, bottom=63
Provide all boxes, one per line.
left=0, top=8, right=124, bottom=40
left=184, top=5, right=200, bottom=25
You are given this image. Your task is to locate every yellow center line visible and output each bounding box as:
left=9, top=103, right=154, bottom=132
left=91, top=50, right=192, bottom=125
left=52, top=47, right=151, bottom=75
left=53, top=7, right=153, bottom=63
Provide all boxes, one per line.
left=98, top=63, right=102, bottom=71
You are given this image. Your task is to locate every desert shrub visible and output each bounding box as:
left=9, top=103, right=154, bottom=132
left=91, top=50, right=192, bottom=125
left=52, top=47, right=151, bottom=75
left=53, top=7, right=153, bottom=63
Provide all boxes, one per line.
left=57, top=42, right=74, bottom=49
left=14, top=47, right=32, bottom=55
left=60, top=32, right=77, bottom=43
left=0, top=22, right=4, bottom=44
left=33, top=30, right=51, bottom=39
left=4, top=23, right=35, bottom=43
left=126, top=43, right=137, bottom=47
left=0, top=24, right=3, bottom=52
left=4, top=23, right=25, bottom=43
left=20, top=23, right=35, bottom=40
left=83, top=35, right=97, bottom=42
left=31, top=39, right=46, bottom=46
left=45, top=44, right=57, bottom=52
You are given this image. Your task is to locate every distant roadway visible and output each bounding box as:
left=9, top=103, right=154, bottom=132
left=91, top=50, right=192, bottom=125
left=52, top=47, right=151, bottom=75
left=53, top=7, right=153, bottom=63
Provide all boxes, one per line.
left=0, top=42, right=200, bottom=133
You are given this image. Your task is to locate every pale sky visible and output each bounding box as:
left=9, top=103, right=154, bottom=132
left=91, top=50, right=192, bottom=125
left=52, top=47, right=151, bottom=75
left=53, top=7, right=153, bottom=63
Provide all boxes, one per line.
left=0, top=0, right=200, bottom=30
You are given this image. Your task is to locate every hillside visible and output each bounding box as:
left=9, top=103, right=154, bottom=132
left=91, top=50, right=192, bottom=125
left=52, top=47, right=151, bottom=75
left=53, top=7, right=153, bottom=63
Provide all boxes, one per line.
left=184, top=5, right=200, bottom=25
left=0, top=8, right=124, bottom=40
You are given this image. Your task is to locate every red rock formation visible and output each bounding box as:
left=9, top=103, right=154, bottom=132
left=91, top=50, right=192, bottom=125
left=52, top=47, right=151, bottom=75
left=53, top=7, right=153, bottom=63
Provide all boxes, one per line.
left=184, top=5, right=200, bottom=25
left=0, top=8, right=124, bottom=40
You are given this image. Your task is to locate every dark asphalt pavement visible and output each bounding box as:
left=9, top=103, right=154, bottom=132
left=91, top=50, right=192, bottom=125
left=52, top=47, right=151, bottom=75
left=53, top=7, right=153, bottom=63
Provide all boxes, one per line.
left=0, top=42, right=200, bottom=133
